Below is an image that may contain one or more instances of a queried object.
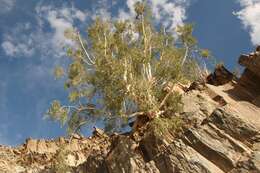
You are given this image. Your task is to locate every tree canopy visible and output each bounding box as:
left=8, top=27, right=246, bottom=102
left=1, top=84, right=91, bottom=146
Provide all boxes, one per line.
left=46, top=2, right=210, bottom=134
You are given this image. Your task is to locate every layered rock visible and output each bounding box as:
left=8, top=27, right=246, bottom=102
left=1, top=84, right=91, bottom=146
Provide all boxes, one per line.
left=239, top=46, right=260, bottom=78
left=1, top=48, right=260, bottom=173
left=238, top=47, right=260, bottom=105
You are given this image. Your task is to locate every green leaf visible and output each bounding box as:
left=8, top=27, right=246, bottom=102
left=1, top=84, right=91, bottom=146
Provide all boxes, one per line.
left=200, top=49, right=211, bottom=58
left=69, top=90, right=79, bottom=102
left=54, top=66, right=64, bottom=79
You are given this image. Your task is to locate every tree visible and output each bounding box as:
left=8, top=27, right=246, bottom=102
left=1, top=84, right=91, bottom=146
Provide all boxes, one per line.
left=46, top=2, right=209, bottom=134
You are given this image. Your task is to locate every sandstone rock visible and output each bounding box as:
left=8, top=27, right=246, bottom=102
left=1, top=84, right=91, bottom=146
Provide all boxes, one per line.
left=66, top=154, right=77, bottom=167
left=66, top=139, right=81, bottom=151
left=143, top=161, right=160, bottom=173
left=58, top=137, right=66, bottom=144
left=252, top=151, right=260, bottom=172
left=238, top=48, right=260, bottom=105
left=106, top=136, right=153, bottom=173
left=37, top=140, right=48, bottom=154
left=181, top=89, right=218, bottom=125
left=26, top=138, right=38, bottom=153
left=208, top=107, right=260, bottom=145
left=239, top=49, right=260, bottom=78
left=93, top=127, right=107, bottom=138
left=46, top=141, right=58, bottom=153
left=77, top=153, right=108, bottom=173
left=71, top=133, right=83, bottom=140
left=206, top=64, right=234, bottom=86
left=253, top=96, right=260, bottom=107
left=183, top=124, right=251, bottom=172
left=154, top=139, right=225, bottom=173
left=238, top=69, right=260, bottom=98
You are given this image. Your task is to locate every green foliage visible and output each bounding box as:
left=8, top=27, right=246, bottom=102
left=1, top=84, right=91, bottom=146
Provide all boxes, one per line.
left=51, top=145, right=71, bottom=173
left=54, top=66, right=65, bottom=79
left=200, top=49, right=211, bottom=58
left=177, top=24, right=197, bottom=47
left=134, top=1, right=145, bottom=16
left=182, top=58, right=202, bottom=82
left=149, top=116, right=183, bottom=137
left=47, top=100, right=68, bottom=126
left=162, top=92, right=183, bottom=116
left=46, top=1, right=210, bottom=134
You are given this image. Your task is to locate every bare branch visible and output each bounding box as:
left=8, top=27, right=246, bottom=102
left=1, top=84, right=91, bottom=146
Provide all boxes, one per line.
left=159, top=85, right=175, bottom=109
left=141, top=14, right=147, bottom=56
left=147, top=63, right=152, bottom=81
left=69, top=120, right=87, bottom=143
left=78, top=55, right=94, bottom=66
left=164, top=27, right=168, bottom=46
left=104, top=32, right=107, bottom=56
left=128, top=111, right=145, bottom=119
left=77, top=32, right=95, bottom=65
left=181, top=44, right=189, bottom=66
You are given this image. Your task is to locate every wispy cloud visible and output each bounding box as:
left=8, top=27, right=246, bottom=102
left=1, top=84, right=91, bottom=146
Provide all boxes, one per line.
left=35, top=4, right=87, bottom=56
left=0, top=0, right=16, bottom=13
left=235, top=0, right=260, bottom=45
left=1, top=23, right=34, bottom=57
left=1, top=3, right=86, bottom=59
left=118, top=0, right=190, bottom=30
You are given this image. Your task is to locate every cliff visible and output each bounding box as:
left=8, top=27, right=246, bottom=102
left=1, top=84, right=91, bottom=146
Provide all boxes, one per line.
left=1, top=48, right=260, bottom=173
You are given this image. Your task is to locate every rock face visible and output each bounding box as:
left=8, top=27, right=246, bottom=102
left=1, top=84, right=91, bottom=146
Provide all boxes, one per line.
left=206, top=64, right=234, bottom=86
left=238, top=48, right=260, bottom=106
left=1, top=48, right=260, bottom=173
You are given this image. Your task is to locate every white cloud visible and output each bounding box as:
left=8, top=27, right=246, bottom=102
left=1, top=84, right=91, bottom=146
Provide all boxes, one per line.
left=1, top=23, right=36, bottom=58
left=118, top=0, right=190, bottom=30
left=36, top=4, right=87, bottom=53
left=1, top=4, right=87, bottom=58
left=35, top=5, right=87, bottom=57
left=2, top=38, right=34, bottom=57
left=87, top=0, right=190, bottom=30
left=0, top=0, right=16, bottom=13
left=86, top=0, right=112, bottom=20
left=235, top=0, right=260, bottom=45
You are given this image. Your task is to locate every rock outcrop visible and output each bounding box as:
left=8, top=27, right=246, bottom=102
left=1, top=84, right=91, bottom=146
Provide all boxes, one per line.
left=1, top=48, right=260, bottom=173
left=238, top=47, right=260, bottom=106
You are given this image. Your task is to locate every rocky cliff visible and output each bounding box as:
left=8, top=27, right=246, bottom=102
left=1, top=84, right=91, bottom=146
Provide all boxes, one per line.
left=1, top=48, right=260, bottom=173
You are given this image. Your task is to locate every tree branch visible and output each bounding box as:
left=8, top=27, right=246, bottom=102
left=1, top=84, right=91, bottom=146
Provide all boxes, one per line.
left=78, top=55, right=94, bottom=66
left=69, top=120, right=87, bottom=143
left=181, top=44, right=189, bottom=66
left=141, top=14, right=147, bottom=56
left=104, top=32, right=107, bottom=56
left=77, top=32, right=95, bottom=65
left=127, top=111, right=145, bottom=119
left=159, top=85, right=175, bottom=109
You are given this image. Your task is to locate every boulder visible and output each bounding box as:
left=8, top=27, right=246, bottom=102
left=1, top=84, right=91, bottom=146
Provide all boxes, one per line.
left=206, top=64, right=234, bottom=86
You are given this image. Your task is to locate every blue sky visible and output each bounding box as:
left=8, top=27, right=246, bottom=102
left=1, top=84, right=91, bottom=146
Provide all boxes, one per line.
left=0, top=0, right=259, bottom=146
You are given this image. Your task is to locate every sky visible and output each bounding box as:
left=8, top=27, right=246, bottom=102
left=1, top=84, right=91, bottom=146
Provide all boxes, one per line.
left=0, top=0, right=259, bottom=146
